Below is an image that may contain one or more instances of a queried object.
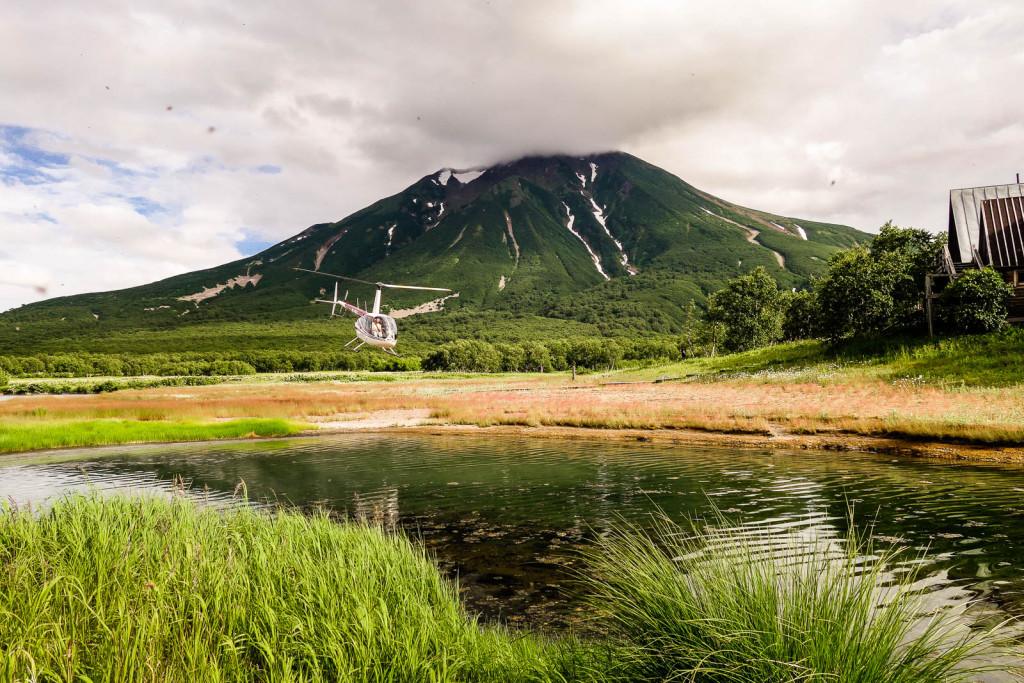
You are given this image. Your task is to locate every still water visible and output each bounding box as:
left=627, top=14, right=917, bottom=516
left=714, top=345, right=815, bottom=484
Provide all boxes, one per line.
left=3, top=434, right=1024, bottom=630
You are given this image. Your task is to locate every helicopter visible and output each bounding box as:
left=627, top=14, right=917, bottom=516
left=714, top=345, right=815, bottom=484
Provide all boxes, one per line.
left=294, top=268, right=451, bottom=356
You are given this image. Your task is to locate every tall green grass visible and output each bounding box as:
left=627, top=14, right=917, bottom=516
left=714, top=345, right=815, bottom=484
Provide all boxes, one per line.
left=0, top=494, right=584, bottom=682
left=582, top=514, right=1015, bottom=682
left=0, top=418, right=307, bottom=454
left=1, top=495, right=1016, bottom=681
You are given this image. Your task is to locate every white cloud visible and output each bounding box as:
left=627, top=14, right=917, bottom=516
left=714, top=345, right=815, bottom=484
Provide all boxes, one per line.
left=1, top=0, right=1023, bottom=310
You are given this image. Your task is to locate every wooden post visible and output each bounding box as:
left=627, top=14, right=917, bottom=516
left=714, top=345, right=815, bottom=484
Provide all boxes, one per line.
left=572, top=364, right=576, bottom=381
left=925, top=274, right=934, bottom=337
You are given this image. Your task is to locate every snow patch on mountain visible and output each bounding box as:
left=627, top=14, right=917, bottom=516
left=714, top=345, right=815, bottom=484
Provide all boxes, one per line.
left=454, top=169, right=484, bottom=184
left=584, top=193, right=634, bottom=274
left=178, top=274, right=263, bottom=305
left=793, top=224, right=809, bottom=240
left=563, top=202, right=609, bottom=280
left=589, top=162, right=598, bottom=183
left=390, top=292, right=460, bottom=319
left=498, top=275, right=507, bottom=291
left=504, top=212, right=520, bottom=267
left=385, top=223, right=396, bottom=256
left=315, top=228, right=349, bottom=270
left=436, top=167, right=484, bottom=186
left=426, top=203, right=445, bottom=231
left=449, top=226, right=467, bottom=248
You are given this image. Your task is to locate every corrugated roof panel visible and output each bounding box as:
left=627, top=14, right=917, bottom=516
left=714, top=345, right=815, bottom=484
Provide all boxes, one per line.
left=979, top=196, right=1024, bottom=268
left=948, top=183, right=1024, bottom=266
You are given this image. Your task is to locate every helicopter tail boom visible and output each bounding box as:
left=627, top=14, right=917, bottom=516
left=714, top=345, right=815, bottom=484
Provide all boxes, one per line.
left=315, top=298, right=368, bottom=317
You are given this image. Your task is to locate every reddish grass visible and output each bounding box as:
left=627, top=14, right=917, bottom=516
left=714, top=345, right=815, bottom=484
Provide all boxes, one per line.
left=2, top=375, right=1022, bottom=446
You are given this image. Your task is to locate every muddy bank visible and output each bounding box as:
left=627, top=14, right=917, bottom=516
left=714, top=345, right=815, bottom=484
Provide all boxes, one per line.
left=307, top=411, right=1024, bottom=465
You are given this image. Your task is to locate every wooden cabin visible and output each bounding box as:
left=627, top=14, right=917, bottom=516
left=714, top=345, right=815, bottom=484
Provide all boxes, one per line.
left=929, top=183, right=1024, bottom=328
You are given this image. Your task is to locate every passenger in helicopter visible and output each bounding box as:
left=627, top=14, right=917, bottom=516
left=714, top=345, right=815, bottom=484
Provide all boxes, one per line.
left=371, top=316, right=384, bottom=337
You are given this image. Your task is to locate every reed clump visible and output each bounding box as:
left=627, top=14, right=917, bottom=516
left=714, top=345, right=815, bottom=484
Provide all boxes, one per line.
left=582, top=515, right=1015, bottom=682
left=0, top=494, right=579, bottom=682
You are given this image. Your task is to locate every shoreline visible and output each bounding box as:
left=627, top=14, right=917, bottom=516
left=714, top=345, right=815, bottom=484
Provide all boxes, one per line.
left=2, top=413, right=1023, bottom=466
left=305, top=411, right=1024, bottom=465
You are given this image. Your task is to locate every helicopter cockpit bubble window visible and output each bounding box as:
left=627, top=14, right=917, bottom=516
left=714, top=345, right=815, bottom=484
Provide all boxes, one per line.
left=359, top=315, right=397, bottom=340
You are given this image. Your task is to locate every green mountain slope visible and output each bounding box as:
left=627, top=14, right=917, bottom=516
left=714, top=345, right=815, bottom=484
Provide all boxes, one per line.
left=0, top=152, right=869, bottom=349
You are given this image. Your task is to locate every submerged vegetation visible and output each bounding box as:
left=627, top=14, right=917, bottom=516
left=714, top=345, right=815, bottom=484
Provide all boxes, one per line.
left=0, top=494, right=1014, bottom=681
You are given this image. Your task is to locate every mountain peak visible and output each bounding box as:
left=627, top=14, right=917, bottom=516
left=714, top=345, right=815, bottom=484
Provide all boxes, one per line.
left=2, top=152, right=869, bottom=336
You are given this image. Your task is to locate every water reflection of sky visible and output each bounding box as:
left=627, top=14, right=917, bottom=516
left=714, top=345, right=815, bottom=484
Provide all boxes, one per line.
left=4, top=434, right=1024, bottom=628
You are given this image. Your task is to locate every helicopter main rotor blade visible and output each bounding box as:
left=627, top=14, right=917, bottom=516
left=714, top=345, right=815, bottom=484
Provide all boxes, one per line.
left=381, top=283, right=452, bottom=292
left=293, top=267, right=377, bottom=287
left=295, top=267, right=450, bottom=292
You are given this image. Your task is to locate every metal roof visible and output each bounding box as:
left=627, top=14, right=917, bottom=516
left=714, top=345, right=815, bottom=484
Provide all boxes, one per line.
left=949, top=183, right=1024, bottom=267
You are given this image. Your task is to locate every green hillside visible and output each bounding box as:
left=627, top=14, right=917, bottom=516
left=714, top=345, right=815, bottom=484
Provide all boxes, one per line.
left=0, top=152, right=869, bottom=353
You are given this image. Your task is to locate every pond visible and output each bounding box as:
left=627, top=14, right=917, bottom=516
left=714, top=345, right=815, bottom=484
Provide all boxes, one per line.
left=3, top=434, right=1024, bottom=632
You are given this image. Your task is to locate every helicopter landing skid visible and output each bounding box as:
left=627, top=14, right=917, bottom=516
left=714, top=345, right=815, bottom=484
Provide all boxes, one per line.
left=343, top=337, right=365, bottom=351
left=382, top=347, right=401, bottom=358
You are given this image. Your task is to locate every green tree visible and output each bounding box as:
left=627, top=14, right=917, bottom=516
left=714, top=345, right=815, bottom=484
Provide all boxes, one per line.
left=816, top=223, right=945, bottom=340
left=706, top=267, right=784, bottom=352
left=520, top=341, right=551, bottom=372
left=494, top=343, right=526, bottom=372
left=680, top=299, right=698, bottom=358
left=421, top=340, right=501, bottom=372
left=815, top=248, right=896, bottom=339
left=781, top=290, right=817, bottom=341
left=696, top=318, right=726, bottom=357
left=207, top=360, right=257, bottom=376
left=937, top=268, right=1013, bottom=333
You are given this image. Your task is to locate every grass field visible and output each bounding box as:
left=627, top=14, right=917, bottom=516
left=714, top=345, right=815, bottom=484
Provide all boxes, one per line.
left=0, top=418, right=307, bottom=454
left=0, top=332, right=1023, bottom=456
left=0, top=494, right=1011, bottom=681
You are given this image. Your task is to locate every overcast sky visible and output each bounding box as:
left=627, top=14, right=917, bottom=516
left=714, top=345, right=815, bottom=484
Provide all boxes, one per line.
left=2, top=0, right=1022, bottom=311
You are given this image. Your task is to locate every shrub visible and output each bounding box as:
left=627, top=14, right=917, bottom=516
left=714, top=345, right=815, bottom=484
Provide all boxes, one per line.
left=937, top=267, right=1013, bottom=334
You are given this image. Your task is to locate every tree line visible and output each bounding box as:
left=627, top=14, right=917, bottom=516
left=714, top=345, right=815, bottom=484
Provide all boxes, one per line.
left=420, top=337, right=683, bottom=373
left=0, top=350, right=418, bottom=379
left=684, top=223, right=1013, bottom=357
